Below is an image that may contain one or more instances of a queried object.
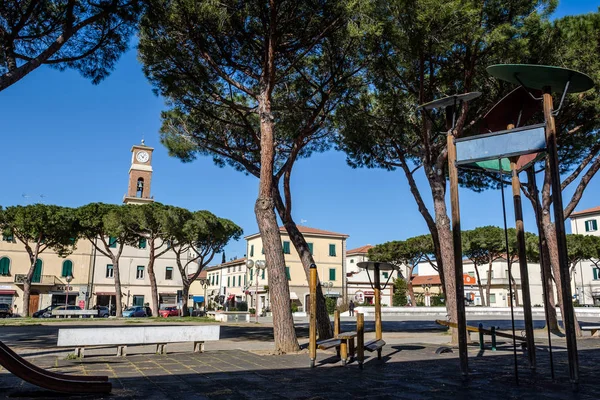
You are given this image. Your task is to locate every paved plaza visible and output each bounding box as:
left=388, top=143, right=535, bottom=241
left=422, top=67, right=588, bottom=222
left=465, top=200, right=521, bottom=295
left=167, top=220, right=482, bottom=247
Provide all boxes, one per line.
left=1, top=319, right=599, bottom=399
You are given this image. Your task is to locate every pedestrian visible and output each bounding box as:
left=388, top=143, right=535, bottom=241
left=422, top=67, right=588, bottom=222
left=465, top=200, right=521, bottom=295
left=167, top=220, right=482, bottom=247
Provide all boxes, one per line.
left=348, top=300, right=355, bottom=317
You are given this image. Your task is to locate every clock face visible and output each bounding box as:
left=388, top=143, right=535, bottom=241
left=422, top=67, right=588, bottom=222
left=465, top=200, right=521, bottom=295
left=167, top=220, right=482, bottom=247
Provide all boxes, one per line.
left=136, top=151, right=149, bottom=163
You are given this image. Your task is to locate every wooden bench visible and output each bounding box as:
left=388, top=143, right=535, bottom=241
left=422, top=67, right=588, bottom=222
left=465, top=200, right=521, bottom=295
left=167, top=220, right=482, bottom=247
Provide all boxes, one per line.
left=581, top=326, right=600, bottom=336
left=337, top=331, right=357, bottom=366
left=364, top=339, right=386, bottom=360
left=435, top=319, right=526, bottom=351
left=316, top=310, right=342, bottom=356
left=57, top=325, right=220, bottom=358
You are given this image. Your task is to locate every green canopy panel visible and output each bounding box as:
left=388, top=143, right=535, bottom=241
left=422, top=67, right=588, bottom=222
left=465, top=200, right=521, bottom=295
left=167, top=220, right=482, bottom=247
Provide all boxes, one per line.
left=464, top=152, right=544, bottom=174
left=487, top=64, right=594, bottom=94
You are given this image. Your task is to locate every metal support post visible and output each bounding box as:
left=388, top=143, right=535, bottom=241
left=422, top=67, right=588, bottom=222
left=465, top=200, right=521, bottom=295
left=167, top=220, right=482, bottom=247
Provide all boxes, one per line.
left=309, top=263, right=317, bottom=368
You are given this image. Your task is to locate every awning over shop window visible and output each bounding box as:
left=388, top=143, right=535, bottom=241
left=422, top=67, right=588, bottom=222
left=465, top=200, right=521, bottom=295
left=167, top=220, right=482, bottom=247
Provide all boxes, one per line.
left=193, top=296, right=204, bottom=303
left=227, top=294, right=235, bottom=301
left=290, top=292, right=299, bottom=300
left=0, top=290, right=16, bottom=295
left=96, top=292, right=116, bottom=296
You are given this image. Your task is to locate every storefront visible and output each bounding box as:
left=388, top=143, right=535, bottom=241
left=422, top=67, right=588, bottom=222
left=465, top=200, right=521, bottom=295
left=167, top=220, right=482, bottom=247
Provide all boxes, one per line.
left=0, top=288, right=16, bottom=307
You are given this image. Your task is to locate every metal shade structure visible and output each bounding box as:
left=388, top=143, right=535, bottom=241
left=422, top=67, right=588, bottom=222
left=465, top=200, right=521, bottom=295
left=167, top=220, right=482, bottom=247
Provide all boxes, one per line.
left=416, top=92, right=482, bottom=111
left=356, top=261, right=398, bottom=272
left=487, top=64, right=594, bottom=93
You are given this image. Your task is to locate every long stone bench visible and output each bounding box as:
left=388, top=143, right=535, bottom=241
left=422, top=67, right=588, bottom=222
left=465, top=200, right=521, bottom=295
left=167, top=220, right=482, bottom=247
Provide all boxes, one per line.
left=581, top=326, right=600, bottom=336
left=53, top=310, right=99, bottom=318
left=57, top=325, right=220, bottom=358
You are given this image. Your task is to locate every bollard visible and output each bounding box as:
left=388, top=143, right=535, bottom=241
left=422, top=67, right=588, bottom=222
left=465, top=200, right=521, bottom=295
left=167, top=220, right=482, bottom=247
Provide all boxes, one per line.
left=491, top=326, right=497, bottom=352
left=334, top=310, right=340, bottom=337
left=309, top=264, right=317, bottom=367
left=357, top=313, right=364, bottom=370
left=479, top=323, right=484, bottom=351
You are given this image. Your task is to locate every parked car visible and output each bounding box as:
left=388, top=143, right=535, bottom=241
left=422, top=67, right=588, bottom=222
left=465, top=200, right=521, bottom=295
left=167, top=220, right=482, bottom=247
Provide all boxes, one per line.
left=159, top=307, right=179, bottom=318
left=33, top=305, right=58, bottom=318
left=0, top=303, right=13, bottom=318
left=122, top=306, right=147, bottom=318
left=43, top=305, right=81, bottom=318
left=96, top=306, right=110, bottom=318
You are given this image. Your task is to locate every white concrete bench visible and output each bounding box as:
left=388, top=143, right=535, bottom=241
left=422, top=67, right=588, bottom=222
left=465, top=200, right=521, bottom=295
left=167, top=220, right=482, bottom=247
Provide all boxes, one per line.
left=581, top=326, right=600, bottom=336
left=57, top=325, right=220, bottom=358
left=53, top=310, right=99, bottom=318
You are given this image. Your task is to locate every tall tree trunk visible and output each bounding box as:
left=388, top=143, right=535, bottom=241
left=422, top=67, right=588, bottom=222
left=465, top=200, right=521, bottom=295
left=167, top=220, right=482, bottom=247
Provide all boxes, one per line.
left=542, top=216, right=582, bottom=336
left=181, top=283, right=190, bottom=317
left=407, top=265, right=416, bottom=306
left=113, top=257, right=124, bottom=317
left=148, top=239, right=159, bottom=315
left=257, top=85, right=299, bottom=353
left=430, top=178, right=458, bottom=344
left=274, top=188, right=333, bottom=339
left=473, top=264, right=485, bottom=306
left=22, top=258, right=37, bottom=316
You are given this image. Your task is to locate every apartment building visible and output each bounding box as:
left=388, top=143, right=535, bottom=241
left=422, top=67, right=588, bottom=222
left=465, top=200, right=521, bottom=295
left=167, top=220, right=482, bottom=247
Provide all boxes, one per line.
left=570, top=206, right=600, bottom=305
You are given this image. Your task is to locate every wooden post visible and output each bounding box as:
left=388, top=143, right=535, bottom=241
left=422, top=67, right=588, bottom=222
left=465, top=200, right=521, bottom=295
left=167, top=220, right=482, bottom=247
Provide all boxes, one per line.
left=357, top=313, right=364, bottom=369
left=510, top=155, right=536, bottom=370
left=374, top=264, right=382, bottom=341
left=334, top=310, right=340, bottom=337
left=542, top=87, right=579, bottom=387
left=309, top=263, right=317, bottom=368
left=491, top=326, right=497, bottom=351
left=478, top=323, right=484, bottom=351
left=447, top=124, right=469, bottom=378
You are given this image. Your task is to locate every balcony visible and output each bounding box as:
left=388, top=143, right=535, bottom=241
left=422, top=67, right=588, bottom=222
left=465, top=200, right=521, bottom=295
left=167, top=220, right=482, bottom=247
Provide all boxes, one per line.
left=14, top=274, right=65, bottom=285
left=478, top=277, right=511, bottom=286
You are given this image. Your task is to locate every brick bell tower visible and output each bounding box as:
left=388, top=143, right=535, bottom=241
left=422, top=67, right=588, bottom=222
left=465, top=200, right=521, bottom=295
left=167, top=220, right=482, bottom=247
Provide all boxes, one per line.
left=123, top=140, right=155, bottom=204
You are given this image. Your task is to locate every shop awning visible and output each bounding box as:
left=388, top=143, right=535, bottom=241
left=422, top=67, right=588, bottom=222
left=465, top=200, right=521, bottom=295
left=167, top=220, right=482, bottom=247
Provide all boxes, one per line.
left=193, top=296, right=204, bottom=303
left=227, top=294, right=235, bottom=300
left=96, top=292, right=116, bottom=296
left=0, top=290, right=16, bottom=295
left=290, top=292, right=299, bottom=300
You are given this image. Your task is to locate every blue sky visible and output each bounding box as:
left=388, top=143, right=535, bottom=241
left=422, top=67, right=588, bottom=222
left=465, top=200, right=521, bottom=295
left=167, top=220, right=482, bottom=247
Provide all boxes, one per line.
left=1, top=1, right=598, bottom=263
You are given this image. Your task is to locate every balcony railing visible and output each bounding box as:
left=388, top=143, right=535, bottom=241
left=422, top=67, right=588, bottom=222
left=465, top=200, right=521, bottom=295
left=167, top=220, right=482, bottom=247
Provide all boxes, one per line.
left=14, top=274, right=64, bottom=285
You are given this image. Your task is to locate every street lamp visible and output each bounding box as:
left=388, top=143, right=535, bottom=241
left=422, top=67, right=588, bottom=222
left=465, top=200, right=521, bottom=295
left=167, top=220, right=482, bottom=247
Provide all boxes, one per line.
left=199, top=277, right=209, bottom=314
left=65, top=275, right=73, bottom=317
left=246, top=259, right=267, bottom=323
left=321, top=281, right=333, bottom=297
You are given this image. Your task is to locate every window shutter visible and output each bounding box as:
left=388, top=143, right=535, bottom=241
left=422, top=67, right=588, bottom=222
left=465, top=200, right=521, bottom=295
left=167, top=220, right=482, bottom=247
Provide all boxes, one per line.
left=139, top=238, right=147, bottom=249
left=594, top=268, right=599, bottom=280
left=262, top=269, right=265, bottom=279
left=383, top=272, right=388, bottom=279
left=238, top=276, right=241, bottom=286
left=250, top=245, right=254, bottom=257
left=329, top=244, right=336, bottom=257
left=0, top=257, right=9, bottom=275
left=227, top=277, right=230, bottom=287
left=594, top=220, right=598, bottom=231
left=216, top=275, right=219, bottom=285
left=32, top=259, right=42, bottom=283
left=62, top=260, right=73, bottom=277
left=109, top=237, right=117, bottom=248
left=308, top=243, right=314, bottom=255
left=286, top=266, right=291, bottom=280
left=329, top=268, right=336, bottom=281
left=283, top=241, right=291, bottom=254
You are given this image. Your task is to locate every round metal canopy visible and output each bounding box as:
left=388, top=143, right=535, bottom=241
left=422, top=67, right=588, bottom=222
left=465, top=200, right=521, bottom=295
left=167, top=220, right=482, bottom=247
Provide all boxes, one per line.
left=487, top=64, right=594, bottom=94
left=357, top=261, right=398, bottom=272
left=416, top=92, right=482, bottom=111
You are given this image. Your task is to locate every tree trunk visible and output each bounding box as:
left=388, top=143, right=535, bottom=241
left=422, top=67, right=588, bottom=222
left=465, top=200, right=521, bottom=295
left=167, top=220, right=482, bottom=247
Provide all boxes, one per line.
left=277, top=211, right=333, bottom=339
left=473, top=264, right=485, bottom=307
left=22, top=258, right=37, bottom=316
left=430, top=178, right=458, bottom=344
left=407, top=265, right=416, bottom=306
left=486, top=261, right=493, bottom=307
left=148, top=239, right=159, bottom=315
left=256, top=86, right=299, bottom=353
left=542, top=215, right=582, bottom=336
left=113, top=257, right=124, bottom=317
left=182, top=283, right=190, bottom=317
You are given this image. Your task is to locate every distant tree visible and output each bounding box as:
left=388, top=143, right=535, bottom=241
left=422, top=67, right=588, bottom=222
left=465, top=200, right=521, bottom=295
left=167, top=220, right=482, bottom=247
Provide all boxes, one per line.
left=128, top=202, right=173, bottom=314
left=165, top=209, right=242, bottom=316
left=138, top=0, right=369, bottom=349
left=1, top=204, right=77, bottom=316
left=463, top=227, right=505, bottom=307
left=76, top=203, right=138, bottom=317
left=369, top=235, right=435, bottom=306
left=0, top=1, right=143, bottom=92
left=392, top=278, right=408, bottom=307
left=566, top=235, right=600, bottom=301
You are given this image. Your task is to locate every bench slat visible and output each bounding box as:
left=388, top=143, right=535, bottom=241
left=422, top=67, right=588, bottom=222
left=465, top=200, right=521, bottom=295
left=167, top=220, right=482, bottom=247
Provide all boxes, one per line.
left=317, top=339, right=341, bottom=350
left=365, top=339, right=386, bottom=352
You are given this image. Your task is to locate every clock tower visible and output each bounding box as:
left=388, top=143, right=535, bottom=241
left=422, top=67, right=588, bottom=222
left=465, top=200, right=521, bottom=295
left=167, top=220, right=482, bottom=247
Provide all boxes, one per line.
left=124, top=140, right=155, bottom=205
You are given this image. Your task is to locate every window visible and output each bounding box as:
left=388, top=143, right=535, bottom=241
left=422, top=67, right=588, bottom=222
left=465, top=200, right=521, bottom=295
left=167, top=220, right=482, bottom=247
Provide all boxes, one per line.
left=61, top=260, right=73, bottom=277
left=383, top=272, right=389, bottom=279
left=238, top=276, right=241, bottom=286
left=593, top=267, right=599, bottom=281
left=227, top=276, right=230, bottom=287
left=250, top=269, right=254, bottom=281
left=108, top=237, right=117, bottom=248
left=139, top=238, right=147, bottom=249
left=490, top=294, right=496, bottom=303
left=133, top=295, right=144, bottom=307
left=308, top=243, right=314, bottom=255
left=329, top=244, right=336, bottom=257
left=261, top=269, right=265, bottom=279
left=283, top=241, right=291, bottom=254
left=166, top=267, right=173, bottom=280
left=250, top=245, right=254, bottom=257
left=216, top=275, right=218, bottom=285
left=329, top=268, right=336, bottom=281
left=350, top=259, right=354, bottom=264
left=0, top=257, right=10, bottom=276
left=585, top=219, right=598, bottom=232
left=227, top=267, right=230, bottom=273
left=32, top=259, right=42, bottom=283
left=211, top=275, right=214, bottom=285
left=244, top=274, right=247, bottom=285
left=285, top=266, right=291, bottom=280
left=106, top=264, right=114, bottom=278
left=2, top=233, right=14, bottom=242
left=136, top=266, right=145, bottom=279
